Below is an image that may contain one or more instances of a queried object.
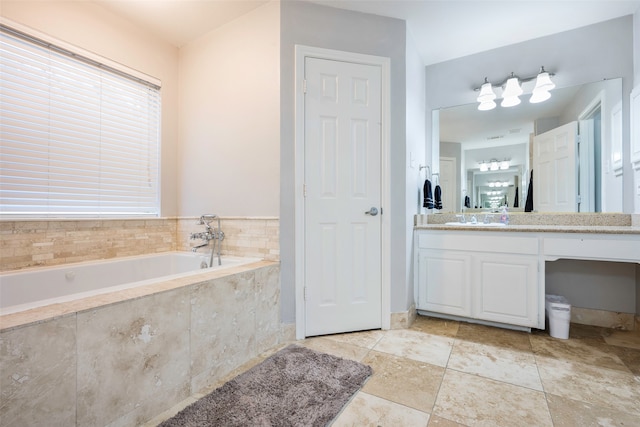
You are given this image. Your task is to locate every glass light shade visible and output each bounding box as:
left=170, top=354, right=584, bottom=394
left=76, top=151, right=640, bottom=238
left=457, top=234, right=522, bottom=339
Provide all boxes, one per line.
left=478, top=100, right=496, bottom=111
left=502, top=77, right=523, bottom=97
left=477, top=82, right=496, bottom=102
left=501, top=95, right=521, bottom=107
left=533, top=71, right=555, bottom=92
left=501, top=76, right=522, bottom=107
left=490, top=160, right=499, bottom=171
left=479, top=162, right=489, bottom=172
left=499, top=160, right=509, bottom=170
left=530, top=89, right=551, bottom=103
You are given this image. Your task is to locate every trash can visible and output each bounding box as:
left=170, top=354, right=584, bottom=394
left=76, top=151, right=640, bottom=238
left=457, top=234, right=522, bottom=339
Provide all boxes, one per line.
left=545, top=295, right=571, bottom=339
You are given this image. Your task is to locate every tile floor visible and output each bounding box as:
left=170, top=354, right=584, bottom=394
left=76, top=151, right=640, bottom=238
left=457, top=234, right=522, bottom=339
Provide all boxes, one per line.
left=148, top=315, right=640, bottom=426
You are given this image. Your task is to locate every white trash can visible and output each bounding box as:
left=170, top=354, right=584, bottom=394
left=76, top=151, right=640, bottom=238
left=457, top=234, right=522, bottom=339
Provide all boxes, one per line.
left=545, top=295, right=571, bottom=339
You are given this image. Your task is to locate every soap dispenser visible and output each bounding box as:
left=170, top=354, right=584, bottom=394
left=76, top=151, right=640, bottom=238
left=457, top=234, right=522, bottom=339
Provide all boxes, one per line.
left=500, top=206, right=509, bottom=225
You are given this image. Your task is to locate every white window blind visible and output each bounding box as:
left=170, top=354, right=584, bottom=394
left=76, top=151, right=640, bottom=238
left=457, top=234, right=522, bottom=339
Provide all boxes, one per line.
left=0, top=24, right=161, bottom=217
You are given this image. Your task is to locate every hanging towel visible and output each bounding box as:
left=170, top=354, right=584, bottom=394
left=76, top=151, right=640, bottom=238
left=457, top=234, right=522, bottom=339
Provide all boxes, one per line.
left=423, top=179, right=434, bottom=209
left=514, top=186, right=519, bottom=208
left=524, top=170, right=534, bottom=212
left=434, top=185, right=443, bottom=210
left=464, top=195, right=471, bottom=209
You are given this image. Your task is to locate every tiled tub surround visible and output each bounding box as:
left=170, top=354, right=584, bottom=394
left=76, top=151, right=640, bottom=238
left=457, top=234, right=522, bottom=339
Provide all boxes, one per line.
left=0, top=252, right=259, bottom=315
left=177, top=217, right=279, bottom=261
left=0, top=261, right=282, bottom=426
left=0, top=216, right=279, bottom=271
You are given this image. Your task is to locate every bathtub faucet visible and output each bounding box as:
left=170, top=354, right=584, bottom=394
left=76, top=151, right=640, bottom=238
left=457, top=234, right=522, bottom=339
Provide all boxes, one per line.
left=190, top=214, right=225, bottom=267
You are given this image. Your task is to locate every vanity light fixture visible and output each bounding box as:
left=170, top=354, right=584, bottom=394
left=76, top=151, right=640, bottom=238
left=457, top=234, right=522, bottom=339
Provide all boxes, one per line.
left=475, top=67, right=555, bottom=110
left=499, top=159, right=510, bottom=170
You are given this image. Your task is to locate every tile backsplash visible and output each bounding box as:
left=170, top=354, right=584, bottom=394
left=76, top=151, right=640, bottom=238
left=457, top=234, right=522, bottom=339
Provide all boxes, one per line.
left=0, top=217, right=279, bottom=271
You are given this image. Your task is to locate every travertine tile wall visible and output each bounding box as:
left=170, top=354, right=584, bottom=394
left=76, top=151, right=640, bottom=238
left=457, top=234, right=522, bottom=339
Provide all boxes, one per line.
left=177, top=217, right=280, bottom=261
left=0, top=217, right=279, bottom=271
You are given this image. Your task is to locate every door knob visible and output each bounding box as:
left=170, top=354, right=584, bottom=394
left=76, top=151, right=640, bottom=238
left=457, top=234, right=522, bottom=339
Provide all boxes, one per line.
left=364, top=207, right=378, bottom=216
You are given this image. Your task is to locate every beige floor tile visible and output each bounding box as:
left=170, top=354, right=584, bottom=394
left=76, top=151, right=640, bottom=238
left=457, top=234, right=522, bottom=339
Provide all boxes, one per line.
left=536, top=356, right=640, bottom=416
left=427, top=415, right=468, bottom=427
left=322, top=329, right=387, bottom=349
left=530, top=333, right=630, bottom=372
left=448, top=340, right=543, bottom=390
left=546, top=393, right=640, bottom=427
left=455, top=322, right=532, bottom=352
left=300, top=336, right=371, bottom=362
left=373, top=329, right=454, bottom=367
left=410, top=315, right=460, bottom=338
left=603, top=329, right=640, bottom=350
left=612, top=345, right=640, bottom=376
left=331, top=391, right=430, bottom=427
left=362, top=350, right=445, bottom=412
left=433, top=370, right=553, bottom=427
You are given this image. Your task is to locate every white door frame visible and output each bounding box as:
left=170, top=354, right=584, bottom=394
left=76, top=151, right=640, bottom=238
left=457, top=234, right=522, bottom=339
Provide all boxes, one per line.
left=294, top=45, right=391, bottom=339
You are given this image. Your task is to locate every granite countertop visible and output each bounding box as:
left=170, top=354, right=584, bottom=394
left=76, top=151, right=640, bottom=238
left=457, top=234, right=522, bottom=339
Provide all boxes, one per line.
left=414, top=213, right=640, bottom=235
left=415, top=223, right=640, bottom=234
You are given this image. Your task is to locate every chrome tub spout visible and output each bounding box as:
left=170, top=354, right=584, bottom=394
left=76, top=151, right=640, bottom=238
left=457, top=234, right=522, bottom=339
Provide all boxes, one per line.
left=191, top=214, right=224, bottom=266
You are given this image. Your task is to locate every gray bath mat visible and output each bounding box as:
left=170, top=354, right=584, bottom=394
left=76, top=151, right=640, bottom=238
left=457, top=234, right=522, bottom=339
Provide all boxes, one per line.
left=159, top=344, right=372, bottom=426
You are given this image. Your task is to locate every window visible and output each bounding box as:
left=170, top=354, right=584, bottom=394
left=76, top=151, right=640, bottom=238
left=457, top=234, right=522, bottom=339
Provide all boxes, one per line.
left=0, top=23, right=161, bottom=217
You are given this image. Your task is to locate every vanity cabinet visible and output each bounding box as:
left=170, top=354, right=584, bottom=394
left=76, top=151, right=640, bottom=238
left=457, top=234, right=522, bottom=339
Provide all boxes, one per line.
left=415, top=230, right=542, bottom=329
left=416, top=249, right=471, bottom=317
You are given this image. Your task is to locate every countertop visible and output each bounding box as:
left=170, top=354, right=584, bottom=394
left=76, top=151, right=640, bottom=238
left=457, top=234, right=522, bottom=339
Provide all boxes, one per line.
left=414, top=213, right=640, bottom=235
left=415, top=224, right=640, bottom=234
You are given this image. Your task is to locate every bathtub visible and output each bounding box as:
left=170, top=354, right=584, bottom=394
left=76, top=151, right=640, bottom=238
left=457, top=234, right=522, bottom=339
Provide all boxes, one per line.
left=0, top=252, right=281, bottom=427
left=0, top=252, right=260, bottom=316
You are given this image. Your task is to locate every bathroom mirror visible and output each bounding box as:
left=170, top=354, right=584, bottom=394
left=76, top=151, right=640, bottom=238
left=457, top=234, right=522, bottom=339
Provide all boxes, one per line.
left=438, top=78, right=623, bottom=213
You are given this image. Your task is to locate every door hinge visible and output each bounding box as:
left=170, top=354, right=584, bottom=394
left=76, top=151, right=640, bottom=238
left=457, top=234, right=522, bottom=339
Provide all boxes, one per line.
left=303, top=184, right=307, bottom=197
left=303, top=286, right=307, bottom=301
left=303, top=79, right=307, bottom=94
left=380, top=207, right=383, bottom=215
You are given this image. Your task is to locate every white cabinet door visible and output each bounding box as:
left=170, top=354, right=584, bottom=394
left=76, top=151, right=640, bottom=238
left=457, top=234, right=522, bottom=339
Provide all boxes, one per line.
left=473, top=253, right=539, bottom=327
left=417, top=249, right=471, bottom=317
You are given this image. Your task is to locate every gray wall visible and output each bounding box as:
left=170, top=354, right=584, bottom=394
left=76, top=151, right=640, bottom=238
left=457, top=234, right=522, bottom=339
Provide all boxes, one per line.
left=425, top=16, right=635, bottom=213
left=280, top=1, right=408, bottom=323
left=546, top=260, right=636, bottom=313
left=635, top=8, right=640, bottom=86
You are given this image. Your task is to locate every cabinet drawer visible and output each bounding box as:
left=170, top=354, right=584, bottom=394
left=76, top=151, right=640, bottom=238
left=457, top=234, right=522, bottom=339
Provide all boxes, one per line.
left=543, top=235, right=640, bottom=262
left=417, top=231, right=538, bottom=255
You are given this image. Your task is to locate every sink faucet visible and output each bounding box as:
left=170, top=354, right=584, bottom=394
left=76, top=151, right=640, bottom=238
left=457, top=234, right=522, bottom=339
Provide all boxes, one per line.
left=190, top=214, right=225, bottom=267
left=483, top=213, right=495, bottom=224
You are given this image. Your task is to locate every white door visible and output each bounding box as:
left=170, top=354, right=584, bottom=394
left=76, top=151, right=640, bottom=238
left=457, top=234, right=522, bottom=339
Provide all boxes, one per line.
left=533, top=121, right=578, bottom=212
left=304, top=57, right=382, bottom=337
left=439, top=157, right=457, bottom=212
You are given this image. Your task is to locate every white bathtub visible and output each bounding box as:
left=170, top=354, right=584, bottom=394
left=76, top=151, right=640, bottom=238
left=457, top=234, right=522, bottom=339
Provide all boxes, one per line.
left=0, top=252, right=260, bottom=315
